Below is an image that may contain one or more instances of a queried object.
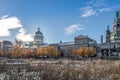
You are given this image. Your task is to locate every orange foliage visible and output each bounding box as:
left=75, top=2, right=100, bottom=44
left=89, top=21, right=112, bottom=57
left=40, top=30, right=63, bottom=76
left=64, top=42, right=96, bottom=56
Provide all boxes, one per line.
left=0, top=51, right=3, bottom=56
left=72, top=49, right=77, bottom=57
left=88, top=47, right=96, bottom=56
left=78, top=47, right=96, bottom=57
left=84, top=47, right=89, bottom=56
left=78, top=47, right=84, bottom=56
left=37, top=47, right=48, bottom=56
left=7, top=49, right=16, bottom=57
left=37, top=46, right=59, bottom=57
left=47, top=46, right=59, bottom=57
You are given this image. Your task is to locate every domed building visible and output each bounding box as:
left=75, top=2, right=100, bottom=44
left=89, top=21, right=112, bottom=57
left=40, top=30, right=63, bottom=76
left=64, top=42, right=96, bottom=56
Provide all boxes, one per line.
left=34, top=28, right=44, bottom=47
left=105, top=11, right=120, bottom=43
left=101, top=11, right=120, bottom=58
left=110, top=11, right=120, bottom=43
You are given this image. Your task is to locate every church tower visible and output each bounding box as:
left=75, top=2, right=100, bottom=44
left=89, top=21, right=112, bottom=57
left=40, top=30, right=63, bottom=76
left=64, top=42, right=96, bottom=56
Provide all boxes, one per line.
left=110, top=11, right=120, bottom=43
left=106, top=25, right=111, bottom=43
left=34, top=28, right=44, bottom=47
left=113, top=11, right=120, bottom=34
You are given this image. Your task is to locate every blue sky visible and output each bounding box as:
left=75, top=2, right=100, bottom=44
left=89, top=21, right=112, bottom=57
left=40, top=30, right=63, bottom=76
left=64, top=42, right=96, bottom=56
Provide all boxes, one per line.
left=0, top=0, right=120, bottom=43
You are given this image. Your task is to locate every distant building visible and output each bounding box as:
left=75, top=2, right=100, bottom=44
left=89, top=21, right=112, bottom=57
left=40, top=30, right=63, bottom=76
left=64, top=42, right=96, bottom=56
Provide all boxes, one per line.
left=101, top=11, right=120, bottom=58
left=0, top=40, right=13, bottom=51
left=74, top=35, right=96, bottom=47
left=49, top=35, right=97, bottom=57
left=34, top=28, right=44, bottom=47
left=110, top=11, right=120, bottom=43
left=59, top=35, right=97, bottom=57
left=0, top=42, right=2, bottom=50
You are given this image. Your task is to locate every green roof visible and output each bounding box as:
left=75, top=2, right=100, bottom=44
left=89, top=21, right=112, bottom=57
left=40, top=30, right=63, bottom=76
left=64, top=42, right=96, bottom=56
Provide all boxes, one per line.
left=111, top=32, right=117, bottom=37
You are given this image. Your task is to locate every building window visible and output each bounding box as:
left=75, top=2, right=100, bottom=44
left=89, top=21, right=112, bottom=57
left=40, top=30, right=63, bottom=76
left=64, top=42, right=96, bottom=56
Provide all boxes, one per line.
left=117, top=24, right=120, bottom=26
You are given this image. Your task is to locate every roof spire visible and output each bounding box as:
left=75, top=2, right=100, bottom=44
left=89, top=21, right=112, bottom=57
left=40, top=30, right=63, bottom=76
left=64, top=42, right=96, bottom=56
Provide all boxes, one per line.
left=38, top=28, right=40, bottom=31
left=116, top=11, right=120, bottom=18
left=107, top=25, right=109, bottom=29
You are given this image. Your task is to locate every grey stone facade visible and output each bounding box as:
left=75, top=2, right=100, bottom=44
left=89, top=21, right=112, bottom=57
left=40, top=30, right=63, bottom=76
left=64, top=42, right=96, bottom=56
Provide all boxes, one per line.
left=59, top=35, right=97, bottom=57
left=101, top=11, right=120, bottom=58
left=34, top=28, right=44, bottom=47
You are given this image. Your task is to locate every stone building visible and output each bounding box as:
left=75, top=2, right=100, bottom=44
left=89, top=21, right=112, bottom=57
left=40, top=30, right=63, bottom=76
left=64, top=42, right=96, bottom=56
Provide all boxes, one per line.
left=34, top=28, right=44, bottom=47
left=59, top=35, right=97, bottom=57
left=101, top=11, right=120, bottom=58
left=74, top=35, right=96, bottom=48
left=0, top=41, right=13, bottom=51
left=0, top=40, right=13, bottom=56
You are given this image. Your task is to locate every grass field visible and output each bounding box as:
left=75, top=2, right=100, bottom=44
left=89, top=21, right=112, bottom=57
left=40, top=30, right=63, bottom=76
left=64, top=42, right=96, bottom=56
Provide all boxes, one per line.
left=0, top=59, right=120, bottom=80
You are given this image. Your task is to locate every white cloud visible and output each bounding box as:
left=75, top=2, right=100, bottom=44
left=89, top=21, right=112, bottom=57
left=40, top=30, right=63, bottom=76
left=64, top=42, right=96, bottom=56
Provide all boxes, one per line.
left=0, top=15, right=22, bottom=36
left=16, top=28, right=33, bottom=42
left=65, top=24, right=85, bottom=35
left=99, top=6, right=120, bottom=13
left=0, top=15, right=33, bottom=42
left=1, top=15, right=9, bottom=19
left=80, top=6, right=96, bottom=17
left=80, top=0, right=120, bottom=18
left=99, top=8, right=111, bottom=13
left=91, top=0, right=107, bottom=7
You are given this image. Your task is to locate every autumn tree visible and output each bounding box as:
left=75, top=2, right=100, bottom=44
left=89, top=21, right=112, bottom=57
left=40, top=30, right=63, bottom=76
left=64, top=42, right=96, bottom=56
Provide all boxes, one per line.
left=37, top=46, right=51, bottom=58
left=12, top=40, right=23, bottom=57
left=37, top=47, right=44, bottom=57
left=78, top=47, right=84, bottom=57
left=47, top=46, right=59, bottom=58
left=0, top=51, right=3, bottom=56
left=37, top=46, right=59, bottom=58
left=7, top=49, right=15, bottom=57
left=88, top=47, right=96, bottom=56
left=84, top=47, right=96, bottom=57
left=71, top=49, right=77, bottom=58
left=84, top=47, right=90, bottom=56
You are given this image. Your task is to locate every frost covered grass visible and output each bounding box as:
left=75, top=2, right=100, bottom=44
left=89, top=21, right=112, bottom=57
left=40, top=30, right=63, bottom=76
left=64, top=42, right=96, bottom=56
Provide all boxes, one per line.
left=0, top=59, right=120, bottom=80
